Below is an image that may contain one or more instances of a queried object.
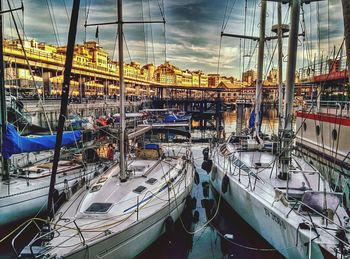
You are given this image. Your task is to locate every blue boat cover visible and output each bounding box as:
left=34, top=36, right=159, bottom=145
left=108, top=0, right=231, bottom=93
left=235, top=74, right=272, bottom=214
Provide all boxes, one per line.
left=145, top=144, right=159, bottom=150
left=164, top=114, right=178, bottom=123
left=249, top=109, right=262, bottom=131
left=249, top=109, right=255, bottom=129
left=2, top=123, right=81, bottom=159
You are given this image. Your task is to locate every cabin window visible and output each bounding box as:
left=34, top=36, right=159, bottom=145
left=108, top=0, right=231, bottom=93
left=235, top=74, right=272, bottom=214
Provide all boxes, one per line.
left=145, top=178, right=157, bottom=185
left=315, top=125, right=320, bottom=136
left=85, top=203, right=112, bottom=213
left=133, top=186, right=147, bottom=194
left=303, top=122, right=307, bottom=131
left=332, top=129, right=337, bottom=141
left=90, top=184, right=102, bottom=193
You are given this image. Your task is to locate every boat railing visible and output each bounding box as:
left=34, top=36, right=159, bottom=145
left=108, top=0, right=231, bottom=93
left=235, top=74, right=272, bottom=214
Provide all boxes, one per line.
left=11, top=217, right=43, bottom=258
left=284, top=194, right=350, bottom=249
left=13, top=161, right=190, bottom=256
left=302, top=100, right=350, bottom=117
left=298, top=55, right=348, bottom=80
left=214, top=145, right=350, bottom=252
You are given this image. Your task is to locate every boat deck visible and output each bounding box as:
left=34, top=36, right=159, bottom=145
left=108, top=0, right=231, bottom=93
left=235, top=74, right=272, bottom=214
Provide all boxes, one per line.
left=213, top=143, right=350, bottom=257
left=28, top=144, right=193, bottom=258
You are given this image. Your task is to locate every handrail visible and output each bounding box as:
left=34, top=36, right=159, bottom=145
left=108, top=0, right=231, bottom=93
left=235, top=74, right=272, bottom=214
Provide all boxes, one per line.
left=11, top=218, right=42, bottom=257
left=285, top=197, right=350, bottom=250
left=214, top=144, right=350, bottom=252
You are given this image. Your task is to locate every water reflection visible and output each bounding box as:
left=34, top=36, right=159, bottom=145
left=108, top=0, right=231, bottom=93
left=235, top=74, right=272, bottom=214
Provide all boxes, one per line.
left=192, top=108, right=279, bottom=139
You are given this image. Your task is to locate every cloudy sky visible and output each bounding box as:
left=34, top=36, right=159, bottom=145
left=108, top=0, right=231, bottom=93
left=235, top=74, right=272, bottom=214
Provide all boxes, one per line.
left=4, top=0, right=345, bottom=78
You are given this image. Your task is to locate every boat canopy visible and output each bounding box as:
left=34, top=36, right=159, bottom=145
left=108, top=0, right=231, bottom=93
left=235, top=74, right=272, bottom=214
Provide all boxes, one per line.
left=2, top=123, right=81, bottom=159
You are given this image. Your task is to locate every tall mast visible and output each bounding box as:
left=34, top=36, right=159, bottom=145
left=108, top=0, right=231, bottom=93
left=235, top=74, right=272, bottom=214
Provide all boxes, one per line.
left=254, top=0, right=267, bottom=133
left=118, top=0, right=127, bottom=182
left=280, top=0, right=300, bottom=179
left=47, top=0, right=80, bottom=217
left=277, top=2, right=283, bottom=133
left=342, top=0, right=350, bottom=84
left=0, top=0, right=9, bottom=181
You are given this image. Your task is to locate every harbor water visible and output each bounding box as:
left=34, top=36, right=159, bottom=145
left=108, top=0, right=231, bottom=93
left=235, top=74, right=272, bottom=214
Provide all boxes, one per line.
left=0, top=109, right=283, bottom=259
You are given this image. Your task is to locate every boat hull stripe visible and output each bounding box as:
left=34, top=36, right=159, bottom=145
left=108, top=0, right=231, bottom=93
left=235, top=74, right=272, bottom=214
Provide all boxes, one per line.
left=296, top=112, right=350, bottom=126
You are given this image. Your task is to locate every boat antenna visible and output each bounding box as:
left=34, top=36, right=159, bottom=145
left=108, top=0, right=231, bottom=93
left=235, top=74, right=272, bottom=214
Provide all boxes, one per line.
left=47, top=0, right=80, bottom=218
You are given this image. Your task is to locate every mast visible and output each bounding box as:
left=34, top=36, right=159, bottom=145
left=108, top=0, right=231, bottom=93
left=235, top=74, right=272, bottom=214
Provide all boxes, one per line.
left=118, top=0, right=127, bottom=182
left=280, top=0, right=300, bottom=179
left=277, top=2, right=283, bottom=133
left=47, top=0, right=80, bottom=217
left=0, top=0, right=9, bottom=181
left=342, top=0, right=350, bottom=84
left=254, top=0, right=267, bottom=134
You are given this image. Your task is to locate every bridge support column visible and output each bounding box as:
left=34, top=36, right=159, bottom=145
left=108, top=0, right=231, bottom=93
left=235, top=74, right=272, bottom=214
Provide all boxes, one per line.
left=78, top=77, right=86, bottom=102
left=42, top=72, right=51, bottom=96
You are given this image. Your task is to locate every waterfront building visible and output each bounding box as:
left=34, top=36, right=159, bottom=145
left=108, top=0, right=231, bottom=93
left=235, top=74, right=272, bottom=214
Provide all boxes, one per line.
left=84, top=41, right=108, bottom=70
left=154, top=61, right=178, bottom=85
left=242, top=69, right=257, bottom=86
left=141, top=64, right=155, bottom=82
left=218, top=80, right=242, bottom=102
left=193, top=71, right=208, bottom=87
left=191, top=71, right=200, bottom=87
left=182, top=70, right=192, bottom=86
left=208, top=73, right=220, bottom=87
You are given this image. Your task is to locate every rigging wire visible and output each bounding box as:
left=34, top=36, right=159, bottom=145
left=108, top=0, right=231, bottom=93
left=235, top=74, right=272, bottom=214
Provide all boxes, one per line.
left=147, top=0, right=156, bottom=65
left=46, top=0, right=61, bottom=46
left=222, top=0, right=237, bottom=33
left=62, top=0, right=70, bottom=21
left=123, top=33, right=132, bottom=63
left=248, top=0, right=257, bottom=59
left=242, top=0, right=248, bottom=73
left=141, top=0, right=148, bottom=63
left=7, top=0, right=53, bottom=134
left=156, top=0, right=166, bottom=62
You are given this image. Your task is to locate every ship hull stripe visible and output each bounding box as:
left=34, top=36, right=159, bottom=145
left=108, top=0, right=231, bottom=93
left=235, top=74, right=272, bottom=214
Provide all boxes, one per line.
left=296, top=112, right=350, bottom=126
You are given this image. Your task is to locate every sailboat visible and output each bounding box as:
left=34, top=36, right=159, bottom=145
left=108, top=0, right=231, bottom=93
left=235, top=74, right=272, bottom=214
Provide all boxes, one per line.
left=208, top=0, right=350, bottom=258
left=15, top=1, right=194, bottom=258
left=295, top=0, right=350, bottom=209
left=0, top=3, right=105, bottom=234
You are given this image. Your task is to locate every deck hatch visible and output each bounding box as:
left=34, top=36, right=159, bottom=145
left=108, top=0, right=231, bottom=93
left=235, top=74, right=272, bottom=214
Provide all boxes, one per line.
left=133, top=185, right=147, bottom=194
left=85, top=203, right=113, bottom=213
left=145, top=178, right=157, bottom=185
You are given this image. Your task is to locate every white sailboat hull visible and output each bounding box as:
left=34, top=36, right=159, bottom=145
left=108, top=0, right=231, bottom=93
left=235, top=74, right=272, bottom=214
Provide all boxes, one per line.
left=52, top=184, right=192, bottom=259
left=0, top=164, right=100, bottom=229
left=210, top=163, right=327, bottom=259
